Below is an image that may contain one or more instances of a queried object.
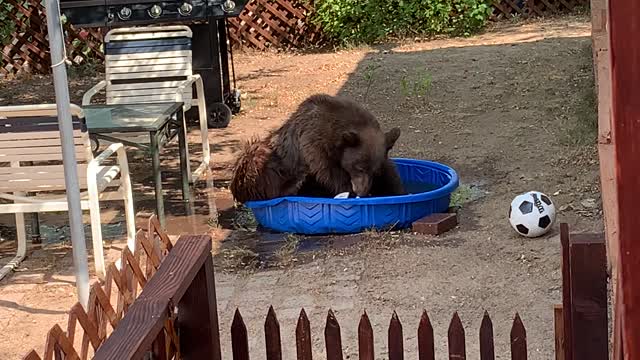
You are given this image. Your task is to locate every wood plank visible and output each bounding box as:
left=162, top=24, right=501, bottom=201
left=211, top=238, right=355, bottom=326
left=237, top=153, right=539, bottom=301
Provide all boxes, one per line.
left=569, top=233, right=608, bottom=359
left=554, top=305, right=564, bottom=360
left=388, top=311, right=403, bottom=360
left=325, top=309, right=343, bottom=360
left=106, top=50, right=191, bottom=61
left=178, top=253, right=222, bottom=360
left=510, top=313, right=527, bottom=360
left=0, top=130, right=83, bottom=141
left=479, top=311, right=495, bottom=360
left=108, top=81, right=189, bottom=91
left=21, top=350, right=41, bottom=360
left=0, top=144, right=86, bottom=156
left=231, top=309, right=250, bottom=360
left=0, top=137, right=84, bottom=149
left=68, top=303, right=101, bottom=351
left=93, top=235, right=212, bottom=360
left=0, top=164, right=88, bottom=175
left=107, top=63, right=191, bottom=74
left=559, top=223, right=573, bottom=360
left=109, top=56, right=192, bottom=68
left=107, top=87, right=185, bottom=97
left=0, top=149, right=87, bottom=163
left=264, top=306, right=282, bottom=360
left=448, top=312, right=465, bottom=360
left=107, top=70, right=190, bottom=80
left=417, top=310, right=434, bottom=360
left=358, top=311, right=374, bottom=360
left=591, top=1, right=621, bottom=357
left=296, top=309, right=312, bottom=360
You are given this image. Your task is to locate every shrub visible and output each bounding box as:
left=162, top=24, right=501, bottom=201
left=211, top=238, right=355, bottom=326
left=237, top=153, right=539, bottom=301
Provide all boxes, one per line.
left=0, top=1, right=15, bottom=47
left=312, top=0, right=494, bottom=44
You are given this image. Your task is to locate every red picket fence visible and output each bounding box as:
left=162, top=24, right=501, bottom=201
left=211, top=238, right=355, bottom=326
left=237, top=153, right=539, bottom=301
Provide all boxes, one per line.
left=22, top=221, right=608, bottom=360
left=229, top=307, right=528, bottom=359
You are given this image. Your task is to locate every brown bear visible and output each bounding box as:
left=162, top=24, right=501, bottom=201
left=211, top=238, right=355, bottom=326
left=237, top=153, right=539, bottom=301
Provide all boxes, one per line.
left=229, top=94, right=405, bottom=203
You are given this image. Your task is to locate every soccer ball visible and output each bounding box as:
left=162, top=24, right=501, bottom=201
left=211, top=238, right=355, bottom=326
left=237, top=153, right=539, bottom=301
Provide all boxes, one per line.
left=508, top=191, right=556, bottom=238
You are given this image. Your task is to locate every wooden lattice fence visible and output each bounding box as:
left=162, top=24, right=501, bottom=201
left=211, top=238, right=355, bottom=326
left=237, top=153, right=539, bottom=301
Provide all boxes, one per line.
left=0, top=0, right=103, bottom=76
left=491, top=0, right=590, bottom=19
left=227, top=0, right=324, bottom=50
left=22, top=215, right=182, bottom=360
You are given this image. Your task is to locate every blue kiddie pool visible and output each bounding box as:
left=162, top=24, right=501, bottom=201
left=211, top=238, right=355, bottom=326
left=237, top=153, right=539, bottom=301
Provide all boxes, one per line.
left=244, top=158, right=459, bottom=235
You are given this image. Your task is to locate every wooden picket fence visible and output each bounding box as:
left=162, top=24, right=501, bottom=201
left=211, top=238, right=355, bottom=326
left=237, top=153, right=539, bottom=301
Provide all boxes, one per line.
left=22, top=215, right=183, bottom=360
left=230, top=307, right=528, bottom=359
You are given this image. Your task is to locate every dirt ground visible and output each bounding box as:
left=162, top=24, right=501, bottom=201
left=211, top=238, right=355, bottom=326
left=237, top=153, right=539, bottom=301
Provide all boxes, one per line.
left=0, top=15, right=602, bottom=359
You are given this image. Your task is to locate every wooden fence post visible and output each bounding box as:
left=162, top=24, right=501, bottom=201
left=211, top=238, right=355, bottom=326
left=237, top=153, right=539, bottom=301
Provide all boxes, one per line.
left=568, top=233, right=608, bottom=360
left=178, top=252, right=222, bottom=360
left=560, top=224, right=573, bottom=360
left=607, top=0, right=640, bottom=358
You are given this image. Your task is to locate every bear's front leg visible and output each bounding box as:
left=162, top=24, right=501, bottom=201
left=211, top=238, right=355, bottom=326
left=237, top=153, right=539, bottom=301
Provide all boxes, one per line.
left=312, top=167, right=353, bottom=196
left=370, top=159, right=406, bottom=196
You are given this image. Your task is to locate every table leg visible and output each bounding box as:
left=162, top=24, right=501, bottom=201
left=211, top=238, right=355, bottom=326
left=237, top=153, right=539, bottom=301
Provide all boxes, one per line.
left=31, top=212, right=41, bottom=244
left=177, top=109, right=191, bottom=204
left=150, top=131, right=166, bottom=227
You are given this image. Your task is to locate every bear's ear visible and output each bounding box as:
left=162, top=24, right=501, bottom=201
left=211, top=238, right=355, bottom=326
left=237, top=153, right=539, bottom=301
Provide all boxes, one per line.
left=385, top=127, right=401, bottom=150
left=341, top=130, right=360, bottom=148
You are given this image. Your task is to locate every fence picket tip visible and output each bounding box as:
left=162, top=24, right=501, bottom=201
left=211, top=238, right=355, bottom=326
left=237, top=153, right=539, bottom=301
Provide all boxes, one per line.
left=298, top=308, right=308, bottom=320
left=232, top=308, right=245, bottom=325
left=388, top=310, right=404, bottom=360
left=511, top=313, right=526, bottom=334
left=358, top=310, right=374, bottom=360
left=479, top=310, right=495, bottom=360
left=327, top=308, right=337, bottom=320
left=448, top=311, right=466, bottom=360
left=417, top=309, right=435, bottom=360
left=267, top=305, right=278, bottom=318
left=420, top=310, right=431, bottom=323
left=325, top=308, right=343, bottom=360
left=296, top=306, right=312, bottom=360
left=265, top=304, right=282, bottom=360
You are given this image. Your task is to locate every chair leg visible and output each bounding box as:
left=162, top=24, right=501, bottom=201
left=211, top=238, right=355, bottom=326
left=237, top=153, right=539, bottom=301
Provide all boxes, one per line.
left=182, top=108, right=194, bottom=184
left=0, top=213, right=28, bottom=281
left=88, top=185, right=106, bottom=280
left=193, top=77, right=211, bottom=183
left=120, top=161, right=137, bottom=253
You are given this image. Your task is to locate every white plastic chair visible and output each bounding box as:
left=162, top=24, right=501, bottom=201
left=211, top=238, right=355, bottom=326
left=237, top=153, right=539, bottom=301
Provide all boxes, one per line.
left=0, top=104, right=136, bottom=280
left=82, top=25, right=210, bottom=183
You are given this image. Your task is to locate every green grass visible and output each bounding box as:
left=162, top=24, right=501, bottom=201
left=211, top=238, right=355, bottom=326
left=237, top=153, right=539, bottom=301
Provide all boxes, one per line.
left=232, top=204, right=258, bottom=232
left=450, top=184, right=474, bottom=208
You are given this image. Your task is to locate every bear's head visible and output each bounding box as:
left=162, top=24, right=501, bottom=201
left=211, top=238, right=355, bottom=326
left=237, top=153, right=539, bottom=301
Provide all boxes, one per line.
left=340, top=126, right=401, bottom=197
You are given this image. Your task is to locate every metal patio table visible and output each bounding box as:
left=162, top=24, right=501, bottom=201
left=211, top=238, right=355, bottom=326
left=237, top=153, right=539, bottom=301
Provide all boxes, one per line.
left=83, top=102, right=190, bottom=226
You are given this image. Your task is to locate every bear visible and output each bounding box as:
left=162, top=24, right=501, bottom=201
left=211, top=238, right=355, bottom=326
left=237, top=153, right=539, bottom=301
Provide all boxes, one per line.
left=229, top=94, right=405, bottom=203
left=296, top=158, right=405, bottom=198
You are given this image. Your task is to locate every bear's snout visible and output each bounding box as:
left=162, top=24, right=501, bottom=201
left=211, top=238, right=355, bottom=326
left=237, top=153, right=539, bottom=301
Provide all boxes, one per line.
left=350, top=175, right=372, bottom=197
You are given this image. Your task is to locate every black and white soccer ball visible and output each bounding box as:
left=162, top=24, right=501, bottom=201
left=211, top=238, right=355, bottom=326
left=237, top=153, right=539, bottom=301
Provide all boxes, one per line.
left=508, top=191, right=556, bottom=238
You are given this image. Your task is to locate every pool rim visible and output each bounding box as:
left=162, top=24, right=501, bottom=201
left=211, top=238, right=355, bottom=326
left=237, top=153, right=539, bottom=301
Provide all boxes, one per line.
left=244, top=158, right=459, bottom=208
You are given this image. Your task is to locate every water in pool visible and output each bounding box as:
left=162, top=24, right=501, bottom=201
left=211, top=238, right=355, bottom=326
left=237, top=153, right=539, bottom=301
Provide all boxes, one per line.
left=403, top=181, right=441, bottom=194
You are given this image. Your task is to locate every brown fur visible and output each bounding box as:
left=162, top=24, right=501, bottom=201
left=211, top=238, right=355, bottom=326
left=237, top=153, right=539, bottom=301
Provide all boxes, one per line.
left=230, top=94, right=405, bottom=202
